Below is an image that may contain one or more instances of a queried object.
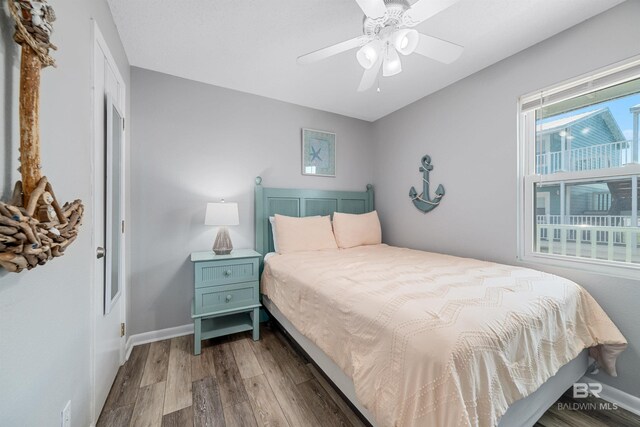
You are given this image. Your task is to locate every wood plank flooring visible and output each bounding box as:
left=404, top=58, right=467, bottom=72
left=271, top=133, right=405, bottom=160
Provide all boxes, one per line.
left=535, top=392, right=640, bottom=427
left=98, top=324, right=640, bottom=427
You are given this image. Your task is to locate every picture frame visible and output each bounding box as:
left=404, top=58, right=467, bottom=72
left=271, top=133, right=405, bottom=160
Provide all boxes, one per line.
left=301, top=128, right=336, bottom=177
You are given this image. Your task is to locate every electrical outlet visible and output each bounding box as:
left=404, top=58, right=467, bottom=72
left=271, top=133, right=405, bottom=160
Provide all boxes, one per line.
left=61, top=401, right=71, bottom=427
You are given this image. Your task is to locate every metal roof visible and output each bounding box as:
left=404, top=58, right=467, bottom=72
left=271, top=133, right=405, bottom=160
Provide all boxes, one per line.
left=537, top=107, right=625, bottom=141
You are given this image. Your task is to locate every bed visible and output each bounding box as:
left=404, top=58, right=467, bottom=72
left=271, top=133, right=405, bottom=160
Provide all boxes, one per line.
left=254, top=177, right=627, bottom=427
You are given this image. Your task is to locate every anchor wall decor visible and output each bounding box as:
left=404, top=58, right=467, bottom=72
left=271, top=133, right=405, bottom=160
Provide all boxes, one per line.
left=409, top=155, right=445, bottom=213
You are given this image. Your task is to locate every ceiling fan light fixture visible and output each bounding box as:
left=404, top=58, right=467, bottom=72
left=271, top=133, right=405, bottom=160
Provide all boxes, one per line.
left=356, top=40, right=382, bottom=69
left=393, top=29, right=419, bottom=55
left=383, top=46, right=402, bottom=77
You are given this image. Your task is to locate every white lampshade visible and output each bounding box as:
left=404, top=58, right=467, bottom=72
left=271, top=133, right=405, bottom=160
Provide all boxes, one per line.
left=204, top=202, right=239, bottom=226
left=393, top=29, right=419, bottom=55
left=356, top=40, right=382, bottom=69
left=383, top=47, right=402, bottom=77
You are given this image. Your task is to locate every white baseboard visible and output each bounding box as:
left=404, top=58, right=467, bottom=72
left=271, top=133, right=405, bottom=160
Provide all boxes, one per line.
left=580, top=376, right=640, bottom=416
left=125, top=323, right=194, bottom=360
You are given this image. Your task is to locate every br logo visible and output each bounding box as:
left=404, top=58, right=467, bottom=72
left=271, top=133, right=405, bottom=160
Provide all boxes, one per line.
left=573, top=382, right=603, bottom=398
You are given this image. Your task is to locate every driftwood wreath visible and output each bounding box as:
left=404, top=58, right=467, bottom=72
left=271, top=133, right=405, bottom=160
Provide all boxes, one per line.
left=1, top=0, right=84, bottom=273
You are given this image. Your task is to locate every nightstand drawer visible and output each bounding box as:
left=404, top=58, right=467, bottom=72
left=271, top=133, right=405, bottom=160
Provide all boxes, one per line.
left=195, top=258, right=259, bottom=288
left=194, top=282, right=259, bottom=315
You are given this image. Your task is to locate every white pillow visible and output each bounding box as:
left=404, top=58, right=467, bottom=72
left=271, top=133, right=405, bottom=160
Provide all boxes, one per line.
left=273, top=214, right=337, bottom=254
left=270, top=215, right=321, bottom=253
left=268, top=216, right=279, bottom=252
left=332, top=211, right=382, bottom=248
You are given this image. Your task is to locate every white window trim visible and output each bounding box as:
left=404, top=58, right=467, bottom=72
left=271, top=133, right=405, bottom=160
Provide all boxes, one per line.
left=517, top=55, right=640, bottom=280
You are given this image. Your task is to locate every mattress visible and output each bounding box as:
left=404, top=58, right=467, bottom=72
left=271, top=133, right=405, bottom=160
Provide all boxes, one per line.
left=261, top=244, right=627, bottom=427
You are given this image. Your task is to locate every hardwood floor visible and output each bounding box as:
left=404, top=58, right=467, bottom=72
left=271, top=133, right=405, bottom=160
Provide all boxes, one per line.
left=535, top=393, right=640, bottom=427
left=98, top=324, right=640, bottom=427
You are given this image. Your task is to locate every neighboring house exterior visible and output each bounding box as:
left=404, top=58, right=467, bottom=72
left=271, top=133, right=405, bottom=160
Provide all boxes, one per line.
left=534, top=105, right=639, bottom=261
left=536, top=107, right=627, bottom=175
left=536, top=108, right=632, bottom=223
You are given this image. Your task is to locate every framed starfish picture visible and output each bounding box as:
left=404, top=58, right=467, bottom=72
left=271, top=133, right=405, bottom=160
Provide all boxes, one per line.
left=302, top=128, right=336, bottom=177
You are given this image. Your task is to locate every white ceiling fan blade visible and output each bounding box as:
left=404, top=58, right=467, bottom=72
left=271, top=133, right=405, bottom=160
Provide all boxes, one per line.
left=354, top=0, right=387, bottom=19
left=357, top=57, right=382, bottom=92
left=403, top=0, right=459, bottom=26
left=414, top=33, right=463, bottom=64
left=297, top=36, right=369, bottom=65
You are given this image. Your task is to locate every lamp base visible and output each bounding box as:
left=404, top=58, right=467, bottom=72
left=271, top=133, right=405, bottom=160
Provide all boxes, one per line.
left=213, top=226, right=233, bottom=255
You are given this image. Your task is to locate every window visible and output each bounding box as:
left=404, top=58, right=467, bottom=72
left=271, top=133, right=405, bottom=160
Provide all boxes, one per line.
left=519, top=58, right=640, bottom=275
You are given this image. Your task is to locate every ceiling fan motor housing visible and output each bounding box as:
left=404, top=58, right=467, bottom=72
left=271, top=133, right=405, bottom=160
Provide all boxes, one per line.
left=362, top=0, right=409, bottom=38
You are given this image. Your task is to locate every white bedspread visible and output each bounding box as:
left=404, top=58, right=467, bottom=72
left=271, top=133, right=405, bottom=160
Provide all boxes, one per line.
left=261, top=245, right=626, bottom=427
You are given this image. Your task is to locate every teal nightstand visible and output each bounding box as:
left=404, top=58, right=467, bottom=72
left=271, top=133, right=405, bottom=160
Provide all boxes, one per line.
left=190, top=249, right=262, bottom=355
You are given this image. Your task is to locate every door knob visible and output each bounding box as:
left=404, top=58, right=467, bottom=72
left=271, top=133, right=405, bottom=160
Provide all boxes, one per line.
left=96, top=247, right=105, bottom=259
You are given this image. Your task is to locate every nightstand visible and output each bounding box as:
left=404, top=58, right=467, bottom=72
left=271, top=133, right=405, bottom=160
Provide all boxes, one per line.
left=190, top=249, right=262, bottom=355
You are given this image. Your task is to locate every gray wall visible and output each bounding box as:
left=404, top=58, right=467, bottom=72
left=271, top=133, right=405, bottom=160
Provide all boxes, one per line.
left=0, top=0, right=130, bottom=426
left=372, top=0, right=640, bottom=397
left=129, top=68, right=374, bottom=335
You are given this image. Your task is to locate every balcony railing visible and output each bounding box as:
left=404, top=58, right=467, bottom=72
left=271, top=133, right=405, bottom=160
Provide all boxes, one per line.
left=536, top=215, right=636, bottom=244
left=536, top=215, right=640, bottom=263
left=536, top=223, right=640, bottom=264
left=536, top=140, right=631, bottom=174
left=536, top=215, right=633, bottom=227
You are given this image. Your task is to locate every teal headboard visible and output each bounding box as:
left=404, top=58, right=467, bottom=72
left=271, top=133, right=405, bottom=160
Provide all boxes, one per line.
left=254, top=176, right=374, bottom=257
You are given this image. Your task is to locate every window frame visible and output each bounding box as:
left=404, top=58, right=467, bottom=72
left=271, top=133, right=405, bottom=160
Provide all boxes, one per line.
left=517, top=56, right=640, bottom=279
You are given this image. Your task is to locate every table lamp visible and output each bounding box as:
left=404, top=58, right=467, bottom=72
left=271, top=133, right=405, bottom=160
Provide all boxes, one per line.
left=204, top=200, right=239, bottom=255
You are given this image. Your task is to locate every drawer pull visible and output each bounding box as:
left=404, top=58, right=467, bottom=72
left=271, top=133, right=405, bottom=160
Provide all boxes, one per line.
left=226, top=294, right=233, bottom=302
left=224, top=269, right=232, bottom=276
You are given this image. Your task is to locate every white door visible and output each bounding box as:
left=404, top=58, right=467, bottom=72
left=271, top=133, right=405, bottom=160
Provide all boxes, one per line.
left=91, top=22, right=127, bottom=423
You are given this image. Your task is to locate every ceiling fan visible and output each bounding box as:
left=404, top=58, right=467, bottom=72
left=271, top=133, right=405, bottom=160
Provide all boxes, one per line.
left=297, top=0, right=463, bottom=92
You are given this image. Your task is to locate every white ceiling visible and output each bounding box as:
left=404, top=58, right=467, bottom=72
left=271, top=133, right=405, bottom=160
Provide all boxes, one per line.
left=107, top=0, right=624, bottom=122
